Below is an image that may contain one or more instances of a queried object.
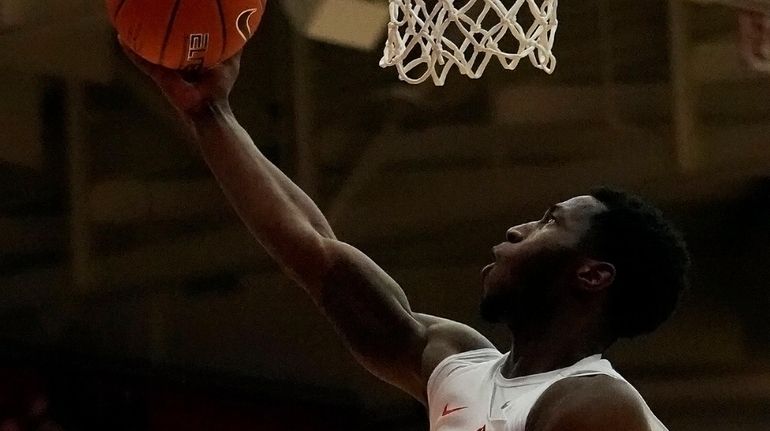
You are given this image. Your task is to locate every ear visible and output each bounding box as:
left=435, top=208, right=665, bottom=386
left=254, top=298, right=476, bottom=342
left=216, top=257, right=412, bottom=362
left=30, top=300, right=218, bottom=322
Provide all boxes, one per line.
left=576, top=260, right=616, bottom=293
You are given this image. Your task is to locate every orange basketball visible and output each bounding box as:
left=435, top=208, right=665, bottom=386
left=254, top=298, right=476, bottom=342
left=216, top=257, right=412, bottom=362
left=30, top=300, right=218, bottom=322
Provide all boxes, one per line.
left=106, top=0, right=267, bottom=70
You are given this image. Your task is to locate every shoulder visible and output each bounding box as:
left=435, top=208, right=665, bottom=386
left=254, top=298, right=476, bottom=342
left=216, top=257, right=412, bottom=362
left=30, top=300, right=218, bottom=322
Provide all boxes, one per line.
left=418, top=314, right=495, bottom=350
left=527, top=374, right=652, bottom=431
left=415, top=314, right=496, bottom=383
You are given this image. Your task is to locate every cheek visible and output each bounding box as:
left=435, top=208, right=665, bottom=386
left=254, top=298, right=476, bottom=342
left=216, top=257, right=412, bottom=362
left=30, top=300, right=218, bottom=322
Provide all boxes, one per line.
left=499, top=241, right=540, bottom=268
left=499, top=240, right=572, bottom=283
left=485, top=259, right=524, bottom=294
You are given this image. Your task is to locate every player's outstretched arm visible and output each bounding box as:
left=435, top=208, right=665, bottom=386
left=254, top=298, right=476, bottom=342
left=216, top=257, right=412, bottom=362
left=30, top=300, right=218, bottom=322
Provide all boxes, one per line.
left=122, top=47, right=494, bottom=404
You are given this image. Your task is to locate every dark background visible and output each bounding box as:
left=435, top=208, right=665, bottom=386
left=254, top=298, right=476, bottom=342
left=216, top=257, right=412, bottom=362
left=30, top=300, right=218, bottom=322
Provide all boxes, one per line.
left=1, top=0, right=770, bottom=429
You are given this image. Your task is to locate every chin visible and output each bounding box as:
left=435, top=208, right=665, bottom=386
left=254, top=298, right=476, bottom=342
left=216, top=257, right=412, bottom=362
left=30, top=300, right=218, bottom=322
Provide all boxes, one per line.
left=479, top=288, right=514, bottom=324
left=479, top=301, right=499, bottom=323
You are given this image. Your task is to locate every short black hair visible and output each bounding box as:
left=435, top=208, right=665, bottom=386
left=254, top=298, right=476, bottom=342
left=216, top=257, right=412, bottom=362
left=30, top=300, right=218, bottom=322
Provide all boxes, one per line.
left=584, top=187, right=690, bottom=339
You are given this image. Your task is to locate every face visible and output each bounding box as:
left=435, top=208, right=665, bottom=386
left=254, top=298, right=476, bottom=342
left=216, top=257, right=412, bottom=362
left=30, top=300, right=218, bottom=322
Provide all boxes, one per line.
left=479, top=195, right=608, bottom=324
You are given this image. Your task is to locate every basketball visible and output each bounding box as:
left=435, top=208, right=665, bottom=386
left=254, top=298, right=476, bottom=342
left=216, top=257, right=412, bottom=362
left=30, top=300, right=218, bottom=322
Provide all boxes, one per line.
left=106, top=0, right=267, bottom=70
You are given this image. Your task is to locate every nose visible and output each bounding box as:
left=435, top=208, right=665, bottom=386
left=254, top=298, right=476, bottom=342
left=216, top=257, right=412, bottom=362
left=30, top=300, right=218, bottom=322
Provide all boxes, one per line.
left=506, top=226, right=525, bottom=243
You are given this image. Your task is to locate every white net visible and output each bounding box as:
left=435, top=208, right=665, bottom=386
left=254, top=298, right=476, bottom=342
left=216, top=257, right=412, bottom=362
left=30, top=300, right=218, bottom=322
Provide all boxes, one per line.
left=379, top=0, right=559, bottom=86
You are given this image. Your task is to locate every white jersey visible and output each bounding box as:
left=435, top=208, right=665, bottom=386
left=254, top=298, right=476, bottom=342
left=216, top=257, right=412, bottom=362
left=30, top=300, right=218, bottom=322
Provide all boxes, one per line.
left=426, top=348, right=667, bottom=431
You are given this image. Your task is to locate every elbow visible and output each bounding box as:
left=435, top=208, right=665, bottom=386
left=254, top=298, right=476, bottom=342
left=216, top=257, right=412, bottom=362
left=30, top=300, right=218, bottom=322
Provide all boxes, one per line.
left=279, top=234, right=339, bottom=290
left=311, top=220, right=337, bottom=241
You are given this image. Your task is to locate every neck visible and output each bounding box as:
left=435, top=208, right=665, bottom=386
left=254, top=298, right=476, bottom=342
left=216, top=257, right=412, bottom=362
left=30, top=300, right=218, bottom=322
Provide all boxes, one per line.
left=500, top=307, right=607, bottom=379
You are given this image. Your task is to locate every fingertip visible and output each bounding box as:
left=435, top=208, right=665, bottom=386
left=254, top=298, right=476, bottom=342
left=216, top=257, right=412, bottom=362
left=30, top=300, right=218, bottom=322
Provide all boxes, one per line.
left=220, top=51, right=243, bottom=74
left=118, top=39, right=136, bottom=58
left=120, top=42, right=151, bottom=70
left=117, top=33, right=131, bottom=53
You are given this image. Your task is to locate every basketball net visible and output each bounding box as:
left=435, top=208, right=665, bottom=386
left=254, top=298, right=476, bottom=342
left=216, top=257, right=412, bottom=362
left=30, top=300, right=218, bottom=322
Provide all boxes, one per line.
left=379, top=0, right=558, bottom=86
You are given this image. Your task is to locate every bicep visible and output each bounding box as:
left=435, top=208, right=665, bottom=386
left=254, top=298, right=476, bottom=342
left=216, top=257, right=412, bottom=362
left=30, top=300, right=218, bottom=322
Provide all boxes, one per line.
left=313, top=241, right=428, bottom=396
left=312, top=241, right=494, bottom=402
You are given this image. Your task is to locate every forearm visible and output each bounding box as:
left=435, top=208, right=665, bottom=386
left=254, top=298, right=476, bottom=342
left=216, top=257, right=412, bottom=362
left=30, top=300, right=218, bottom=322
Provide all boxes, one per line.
left=189, top=102, right=335, bottom=284
left=125, top=51, right=444, bottom=400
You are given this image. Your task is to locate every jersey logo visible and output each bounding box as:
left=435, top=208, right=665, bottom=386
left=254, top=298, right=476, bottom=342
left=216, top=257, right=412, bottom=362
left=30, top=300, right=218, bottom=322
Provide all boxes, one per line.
left=441, top=404, right=468, bottom=417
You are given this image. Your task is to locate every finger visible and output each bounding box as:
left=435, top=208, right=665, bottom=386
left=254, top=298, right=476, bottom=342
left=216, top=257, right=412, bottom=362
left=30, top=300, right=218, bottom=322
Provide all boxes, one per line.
left=220, top=50, right=244, bottom=84
left=119, top=42, right=168, bottom=83
left=193, top=51, right=241, bottom=88
left=227, top=50, right=243, bottom=66
left=118, top=36, right=187, bottom=88
left=118, top=37, right=197, bottom=109
left=118, top=36, right=155, bottom=75
left=220, top=49, right=243, bottom=75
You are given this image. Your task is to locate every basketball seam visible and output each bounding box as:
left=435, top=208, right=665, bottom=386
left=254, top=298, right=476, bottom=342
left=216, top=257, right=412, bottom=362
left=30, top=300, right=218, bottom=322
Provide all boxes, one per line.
left=159, top=0, right=183, bottom=65
left=112, top=0, right=129, bottom=23
left=215, top=0, right=227, bottom=61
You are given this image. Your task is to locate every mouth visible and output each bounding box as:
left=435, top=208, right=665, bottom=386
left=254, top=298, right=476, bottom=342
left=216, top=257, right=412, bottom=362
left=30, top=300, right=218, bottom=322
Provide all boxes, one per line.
left=481, top=263, right=495, bottom=283
left=481, top=247, right=499, bottom=283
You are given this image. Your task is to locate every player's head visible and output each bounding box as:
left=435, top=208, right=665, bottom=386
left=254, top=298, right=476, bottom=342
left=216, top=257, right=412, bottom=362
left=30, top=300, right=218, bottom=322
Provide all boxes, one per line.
left=480, top=187, right=690, bottom=342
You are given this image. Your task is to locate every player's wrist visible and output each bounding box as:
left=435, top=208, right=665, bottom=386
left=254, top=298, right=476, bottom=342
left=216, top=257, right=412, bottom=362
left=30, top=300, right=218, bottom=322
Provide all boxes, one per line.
left=186, top=100, right=236, bottom=139
left=187, top=99, right=233, bottom=123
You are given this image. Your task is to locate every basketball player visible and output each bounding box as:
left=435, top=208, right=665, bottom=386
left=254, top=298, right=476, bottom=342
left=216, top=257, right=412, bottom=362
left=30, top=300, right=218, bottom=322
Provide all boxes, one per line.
left=123, top=46, right=690, bottom=431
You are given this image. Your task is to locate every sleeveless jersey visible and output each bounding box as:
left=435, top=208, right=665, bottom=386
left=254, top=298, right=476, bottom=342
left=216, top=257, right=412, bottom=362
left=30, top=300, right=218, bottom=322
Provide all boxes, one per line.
left=426, top=348, right=667, bottom=431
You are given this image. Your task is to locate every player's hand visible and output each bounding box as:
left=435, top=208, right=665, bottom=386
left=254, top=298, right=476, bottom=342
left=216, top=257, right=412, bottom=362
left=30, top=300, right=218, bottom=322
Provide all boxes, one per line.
left=119, top=36, right=241, bottom=117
